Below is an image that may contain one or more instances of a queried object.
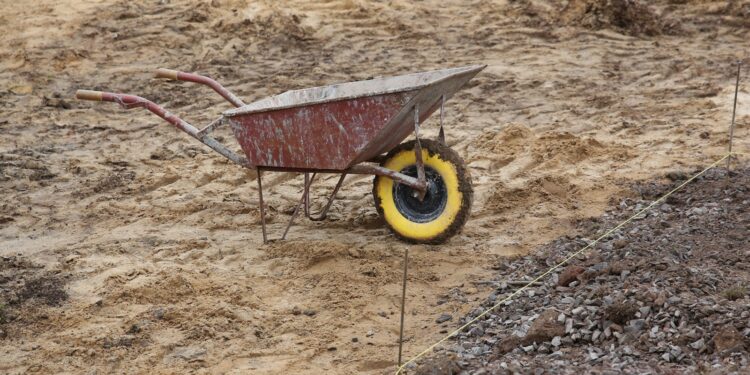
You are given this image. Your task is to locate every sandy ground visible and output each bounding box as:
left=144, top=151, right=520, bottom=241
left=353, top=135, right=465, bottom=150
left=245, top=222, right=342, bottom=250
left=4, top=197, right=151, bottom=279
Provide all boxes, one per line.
left=0, top=0, right=748, bottom=374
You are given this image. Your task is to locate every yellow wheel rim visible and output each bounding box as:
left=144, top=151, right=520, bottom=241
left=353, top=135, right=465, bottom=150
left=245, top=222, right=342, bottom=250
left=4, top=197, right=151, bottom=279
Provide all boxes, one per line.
left=375, top=148, right=463, bottom=242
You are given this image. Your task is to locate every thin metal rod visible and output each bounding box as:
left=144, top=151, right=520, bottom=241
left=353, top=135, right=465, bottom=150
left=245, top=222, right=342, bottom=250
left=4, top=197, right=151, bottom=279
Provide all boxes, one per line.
left=413, top=105, right=426, bottom=201
left=348, top=164, right=426, bottom=190
left=308, top=173, right=347, bottom=221
left=438, top=94, right=446, bottom=145
left=398, top=248, right=409, bottom=367
left=257, top=169, right=267, bottom=244
left=728, top=61, right=741, bottom=170
left=282, top=173, right=317, bottom=240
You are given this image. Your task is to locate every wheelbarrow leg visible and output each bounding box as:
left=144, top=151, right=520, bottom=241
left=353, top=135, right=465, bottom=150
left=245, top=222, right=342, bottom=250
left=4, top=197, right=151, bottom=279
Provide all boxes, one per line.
left=257, top=169, right=268, bottom=244
left=282, top=173, right=317, bottom=240
left=303, top=173, right=310, bottom=217
left=307, top=173, right=347, bottom=221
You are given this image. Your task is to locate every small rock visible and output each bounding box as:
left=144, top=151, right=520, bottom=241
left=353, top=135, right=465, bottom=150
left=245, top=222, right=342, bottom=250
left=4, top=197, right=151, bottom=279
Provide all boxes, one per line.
left=351, top=337, right=358, bottom=343
left=592, top=330, right=601, bottom=342
left=612, top=239, right=628, bottom=249
left=666, top=171, right=688, bottom=181
left=639, top=306, right=651, bottom=317
left=551, top=336, right=561, bottom=347
left=152, top=307, right=165, bottom=320
left=303, top=309, right=317, bottom=317
left=436, top=314, right=452, bottom=324
left=366, top=330, right=374, bottom=337
left=169, top=346, right=206, bottom=362
left=468, top=326, right=483, bottom=337
left=626, top=319, right=646, bottom=334
left=561, top=297, right=576, bottom=304
left=654, top=291, right=667, bottom=306
left=126, top=324, right=141, bottom=334
left=667, top=296, right=682, bottom=304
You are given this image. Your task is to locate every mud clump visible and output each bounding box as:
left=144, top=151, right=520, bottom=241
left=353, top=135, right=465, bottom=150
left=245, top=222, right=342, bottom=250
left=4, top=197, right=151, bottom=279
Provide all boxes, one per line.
left=0, top=256, right=68, bottom=332
left=510, top=0, right=676, bottom=36
left=17, top=277, right=68, bottom=306
left=1, top=257, right=68, bottom=307
left=560, top=0, right=671, bottom=36
left=604, top=302, right=637, bottom=324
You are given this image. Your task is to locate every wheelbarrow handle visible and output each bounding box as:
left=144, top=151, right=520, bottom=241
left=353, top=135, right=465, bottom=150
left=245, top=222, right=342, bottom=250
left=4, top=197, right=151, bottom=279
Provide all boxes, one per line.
left=74, top=89, right=250, bottom=168
left=155, top=68, right=180, bottom=80
left=154, top=68, right=246, bottom=108
left=75, top=90, right=105, bottom=101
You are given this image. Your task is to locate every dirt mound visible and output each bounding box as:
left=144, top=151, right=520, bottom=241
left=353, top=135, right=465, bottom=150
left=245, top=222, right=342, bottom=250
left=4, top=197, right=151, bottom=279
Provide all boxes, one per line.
left=213, top=3, right=313, bottom=42
left=485, top=175, right=580, bottom=213
left=472, top=124, right=632, bottom=177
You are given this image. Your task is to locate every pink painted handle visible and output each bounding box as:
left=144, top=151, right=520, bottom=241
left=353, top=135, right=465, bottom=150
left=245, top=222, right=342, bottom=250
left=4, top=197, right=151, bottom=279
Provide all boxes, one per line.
left=154, top=68, right=245, bottom=108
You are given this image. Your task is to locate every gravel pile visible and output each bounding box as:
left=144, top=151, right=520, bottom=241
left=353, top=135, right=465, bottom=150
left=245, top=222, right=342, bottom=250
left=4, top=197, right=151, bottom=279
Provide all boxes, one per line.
left=417, top=166, right=750, bottom=374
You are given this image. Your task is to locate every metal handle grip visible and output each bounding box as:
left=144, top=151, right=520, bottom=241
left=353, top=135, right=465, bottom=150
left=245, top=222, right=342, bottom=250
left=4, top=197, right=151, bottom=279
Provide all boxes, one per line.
left=155, top=68, right=179, bottom=80
left=75, top=90, right=104, bottom=101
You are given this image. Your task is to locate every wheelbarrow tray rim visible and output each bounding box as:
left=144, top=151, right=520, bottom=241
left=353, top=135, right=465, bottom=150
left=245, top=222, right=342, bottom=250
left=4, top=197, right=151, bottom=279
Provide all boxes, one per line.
left=222, top=64, right=486, bottom=117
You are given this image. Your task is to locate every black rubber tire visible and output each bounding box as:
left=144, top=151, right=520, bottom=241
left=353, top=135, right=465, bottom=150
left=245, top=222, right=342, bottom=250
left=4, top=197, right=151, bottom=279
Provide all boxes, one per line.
left=372, top=139, right=473, bottom=244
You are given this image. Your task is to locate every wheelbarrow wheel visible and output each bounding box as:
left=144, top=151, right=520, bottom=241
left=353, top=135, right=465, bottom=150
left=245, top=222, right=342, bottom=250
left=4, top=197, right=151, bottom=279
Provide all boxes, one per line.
left=373, top=139, right=472, bottom=244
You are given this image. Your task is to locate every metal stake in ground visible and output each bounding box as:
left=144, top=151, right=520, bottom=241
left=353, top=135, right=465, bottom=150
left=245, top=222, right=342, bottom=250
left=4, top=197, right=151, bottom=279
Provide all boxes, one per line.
left=728, top=61, right=741, bottom=169
left=398, top=248, right=409, bottom=368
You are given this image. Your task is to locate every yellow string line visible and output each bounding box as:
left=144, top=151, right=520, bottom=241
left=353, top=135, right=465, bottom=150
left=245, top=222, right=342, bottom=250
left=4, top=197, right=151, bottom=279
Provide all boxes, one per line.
left=396, top=152, right=733, bottom=374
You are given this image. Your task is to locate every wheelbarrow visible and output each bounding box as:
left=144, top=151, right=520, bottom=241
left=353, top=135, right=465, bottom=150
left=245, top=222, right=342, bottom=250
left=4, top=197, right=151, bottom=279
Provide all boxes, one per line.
left=75, top=65, right=485, bottom=244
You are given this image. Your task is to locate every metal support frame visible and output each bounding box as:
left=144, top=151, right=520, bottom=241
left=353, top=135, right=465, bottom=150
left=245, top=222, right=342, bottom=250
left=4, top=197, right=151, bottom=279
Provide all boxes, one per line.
left=255, top=172, right=349, bottom=243
left=281, top=173, right=317, bottom=240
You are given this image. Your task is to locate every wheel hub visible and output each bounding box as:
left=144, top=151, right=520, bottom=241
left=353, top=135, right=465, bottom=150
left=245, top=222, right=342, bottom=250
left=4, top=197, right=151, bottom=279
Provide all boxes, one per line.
left=393, top=165, right=447, bottom=223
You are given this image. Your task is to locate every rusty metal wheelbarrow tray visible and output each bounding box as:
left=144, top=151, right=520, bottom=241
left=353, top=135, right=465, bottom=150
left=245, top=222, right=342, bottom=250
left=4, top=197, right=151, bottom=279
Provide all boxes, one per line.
left=223, top=65, right=484, bottom=171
